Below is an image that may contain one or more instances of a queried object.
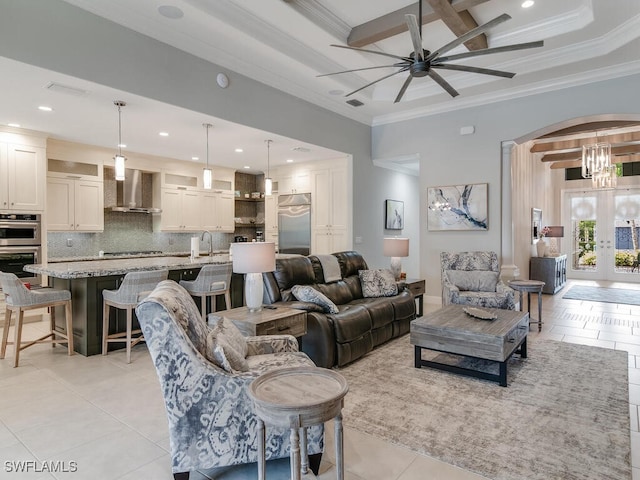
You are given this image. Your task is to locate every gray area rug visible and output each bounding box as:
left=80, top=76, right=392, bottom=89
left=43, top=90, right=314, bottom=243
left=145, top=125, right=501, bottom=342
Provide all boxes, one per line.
left=339, top=336, right=631, bottom=480
left=562, top=285, right=640, bottom=305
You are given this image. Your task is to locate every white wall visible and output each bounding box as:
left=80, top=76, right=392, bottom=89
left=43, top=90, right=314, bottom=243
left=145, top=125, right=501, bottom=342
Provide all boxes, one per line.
left=372, top=73, right=640, bottom=299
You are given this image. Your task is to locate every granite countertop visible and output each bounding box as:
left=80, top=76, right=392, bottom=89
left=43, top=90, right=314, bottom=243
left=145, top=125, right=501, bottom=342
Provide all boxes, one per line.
left=26, top=254, right=231, bottom=279
left=47, top=250, right=229, bottom=263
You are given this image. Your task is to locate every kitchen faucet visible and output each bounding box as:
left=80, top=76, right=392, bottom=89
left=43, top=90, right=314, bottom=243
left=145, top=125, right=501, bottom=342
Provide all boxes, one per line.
left=201, top=230, right=213, bottom=256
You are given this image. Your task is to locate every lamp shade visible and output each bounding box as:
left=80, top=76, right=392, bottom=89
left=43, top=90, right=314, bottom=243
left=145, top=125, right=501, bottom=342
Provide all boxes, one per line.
left=545, top=226, right=564, bottom=238
left=232, top=242, right=276, bottom=273
left=383, top=238, right=409, bottom=257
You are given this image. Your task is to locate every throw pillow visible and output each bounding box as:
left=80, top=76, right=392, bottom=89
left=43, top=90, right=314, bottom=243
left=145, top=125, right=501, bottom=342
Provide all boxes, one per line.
left=205, top=317, right=249, bottom=373
left=445, top=270, right=499, bottom=292
left=358, top=269, right=398, bottom=298
left=291, top=285, right=340, bottom=314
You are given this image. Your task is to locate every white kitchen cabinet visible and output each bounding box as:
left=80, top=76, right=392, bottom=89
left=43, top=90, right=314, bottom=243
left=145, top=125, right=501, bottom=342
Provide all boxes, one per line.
left=0, top=142, right=46, bottom=212
left=265, top=194, right=279, bottom=248
left=47, top=177, right=104, bottom=231
left=202, top=191, right=235, bottom=232
left=276, top=168, right=310, bottom=194
left=158, top=188, right=201, bottom=231
left=310, top=165, right=349, bottom=254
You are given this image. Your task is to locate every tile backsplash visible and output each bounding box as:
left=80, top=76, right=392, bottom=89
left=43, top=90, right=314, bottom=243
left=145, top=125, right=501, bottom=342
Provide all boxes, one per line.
left=48, top=211, right=231, bottom=258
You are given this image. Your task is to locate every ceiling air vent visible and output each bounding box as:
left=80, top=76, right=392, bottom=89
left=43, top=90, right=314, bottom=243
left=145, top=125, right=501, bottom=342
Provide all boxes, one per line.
left=46, top=82, right=88, bottom=97
left=346, top=99, right=364, bottom=107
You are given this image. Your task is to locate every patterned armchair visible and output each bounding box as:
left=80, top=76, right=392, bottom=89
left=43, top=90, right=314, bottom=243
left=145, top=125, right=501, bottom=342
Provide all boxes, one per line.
left=135, top=280, right=323, bottom=480
left=440, top=251, right=515, bottom=310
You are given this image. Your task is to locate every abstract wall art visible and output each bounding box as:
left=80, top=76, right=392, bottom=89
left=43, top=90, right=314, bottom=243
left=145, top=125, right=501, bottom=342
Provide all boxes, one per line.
left=385, top=199, right=404, bottom=230
left=427, top=183, right=488, bottom=231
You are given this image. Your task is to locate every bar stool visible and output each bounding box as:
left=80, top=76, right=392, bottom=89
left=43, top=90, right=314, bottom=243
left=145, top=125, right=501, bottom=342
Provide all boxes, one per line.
left=102, top=269, right=168, bottom=363
left=179, top=264, right=232, bottom=321
left=0, top=272, right=74, bottom=367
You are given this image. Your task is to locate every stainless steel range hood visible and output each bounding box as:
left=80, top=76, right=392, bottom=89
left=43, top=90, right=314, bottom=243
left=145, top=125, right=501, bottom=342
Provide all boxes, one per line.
left=111, top=169, right=161, bottom=213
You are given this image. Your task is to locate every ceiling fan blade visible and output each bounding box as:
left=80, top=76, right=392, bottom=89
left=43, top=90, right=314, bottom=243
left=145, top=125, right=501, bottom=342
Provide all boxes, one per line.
left=317, top=64, right=407, bottom=78
left=436, top=41, right=544, bottom=63
left=426, top=13, right=512, bottom=62
left=433, top=63, right=515, bottom=78
left=330, top=44, right=411, bottom=62
left=394, top=74, right=414, bottom=104
left=427, top=69, right=459, bottom=98
left=345, top=67, right=410, bottom=97
left=405, top=14, right=424, bottom=61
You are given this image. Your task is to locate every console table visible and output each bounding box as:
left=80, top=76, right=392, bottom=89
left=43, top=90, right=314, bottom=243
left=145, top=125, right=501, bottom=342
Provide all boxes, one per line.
left=529, top=254, right=567, bottom=294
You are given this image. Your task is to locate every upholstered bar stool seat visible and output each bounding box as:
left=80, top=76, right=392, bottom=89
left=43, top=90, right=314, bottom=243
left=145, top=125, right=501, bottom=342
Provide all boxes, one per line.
left=0, top=272, right=74, bottom=367
left=179, top=264, right=232, bottom=321
left=102, top=269, right=168, bottom=363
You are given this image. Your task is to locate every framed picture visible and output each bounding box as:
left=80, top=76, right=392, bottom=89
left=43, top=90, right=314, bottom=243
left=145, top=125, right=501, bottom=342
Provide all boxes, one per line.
left=531, top=208, right=542, bottom=244
left=427, top=183, right=488, bottom=231
left=385, top=199, right=404, bottom=230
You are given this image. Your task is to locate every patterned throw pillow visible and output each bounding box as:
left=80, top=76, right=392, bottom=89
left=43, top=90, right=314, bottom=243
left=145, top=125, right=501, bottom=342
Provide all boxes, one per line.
left=291, top=285, right=340, bottom=314
left=358, top=269, right=398, bottom=298
left=205, top=317, right=249, bottom=372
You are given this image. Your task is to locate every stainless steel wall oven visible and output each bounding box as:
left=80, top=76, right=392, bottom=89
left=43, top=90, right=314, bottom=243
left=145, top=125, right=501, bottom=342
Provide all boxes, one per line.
left=0, top=214, right=42, bottom=285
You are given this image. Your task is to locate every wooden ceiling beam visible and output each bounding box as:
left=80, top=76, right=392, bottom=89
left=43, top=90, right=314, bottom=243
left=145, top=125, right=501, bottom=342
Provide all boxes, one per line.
left=347, top=0, right=489, bottom=48
left=541, top=144, right=640, bottom=162
left=425, top=0, right=487, bottom=50
left=531, top=131, right=640, bottom=153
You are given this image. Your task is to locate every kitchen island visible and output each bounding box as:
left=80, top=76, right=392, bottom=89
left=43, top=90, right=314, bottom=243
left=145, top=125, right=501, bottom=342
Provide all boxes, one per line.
left=25, top=255, right=235, bottom=356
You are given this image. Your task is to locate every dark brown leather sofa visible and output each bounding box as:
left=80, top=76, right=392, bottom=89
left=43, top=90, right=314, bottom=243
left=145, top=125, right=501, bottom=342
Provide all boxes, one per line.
left=262, top=251, right=416, bottom=368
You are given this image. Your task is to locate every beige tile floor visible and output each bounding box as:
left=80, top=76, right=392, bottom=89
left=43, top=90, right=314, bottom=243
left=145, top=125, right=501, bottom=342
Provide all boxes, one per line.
left=1, top=278, right=640, bottom=480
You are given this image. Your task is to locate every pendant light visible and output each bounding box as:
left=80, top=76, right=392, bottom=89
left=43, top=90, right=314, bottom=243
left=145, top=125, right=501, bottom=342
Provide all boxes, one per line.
left=113, top=101, right=126, bottom=181
left=265, top=139, right=273, bottom=196
left=203, top=123, right=213, bottom=190
left=581, top=131, right=611, bottom=180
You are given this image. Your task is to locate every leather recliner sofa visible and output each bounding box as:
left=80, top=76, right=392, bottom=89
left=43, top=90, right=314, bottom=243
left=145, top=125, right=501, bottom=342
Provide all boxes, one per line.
left=262, top=251, right=416, bottom=368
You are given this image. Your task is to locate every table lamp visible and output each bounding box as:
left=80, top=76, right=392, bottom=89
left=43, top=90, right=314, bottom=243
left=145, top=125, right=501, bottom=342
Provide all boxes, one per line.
left=383, top=237, right=409, bottom=281
left=545, top=226, right=564, bottom=256
left=232, top=242, right=276, bottom=312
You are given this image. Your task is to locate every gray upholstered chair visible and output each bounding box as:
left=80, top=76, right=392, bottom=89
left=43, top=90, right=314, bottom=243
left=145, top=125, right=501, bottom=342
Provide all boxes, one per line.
left=440, top=251, right=515, bottom=310
left=179, top=264, right=232, bottom=321
left=0, top=272, right=74, bottom=367
left=135, top=280, right=323, bottom=480
left=102, top=269, right=169, bottom=363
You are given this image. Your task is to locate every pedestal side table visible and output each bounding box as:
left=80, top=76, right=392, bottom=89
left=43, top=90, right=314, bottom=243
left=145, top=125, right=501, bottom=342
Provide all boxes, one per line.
left=508, top=280, right=545, bottom=332
left=248, top=367, right=349, bottom=480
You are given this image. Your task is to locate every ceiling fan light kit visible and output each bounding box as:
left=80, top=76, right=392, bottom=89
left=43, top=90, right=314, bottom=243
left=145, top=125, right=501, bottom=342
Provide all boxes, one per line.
left=320, top=1, right=544, bottom=103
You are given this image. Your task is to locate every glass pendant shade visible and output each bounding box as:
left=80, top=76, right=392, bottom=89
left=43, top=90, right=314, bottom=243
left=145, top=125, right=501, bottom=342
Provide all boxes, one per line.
left=265, top=177, right=273, bottom=196
left=264, top=139, right=273, bottom=196
left=203, top=168, right=213, bottom=190
left=114, top=154, right=126, bottom=181
left=591, top=164, right=617, bottom=190
left=581, top=142, right=611, bottom=179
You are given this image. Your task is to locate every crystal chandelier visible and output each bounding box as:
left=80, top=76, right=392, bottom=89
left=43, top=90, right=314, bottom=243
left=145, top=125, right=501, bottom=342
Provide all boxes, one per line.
left=591, top=164, right=617, bottom=190
left=581, top=142, right=611, bottom=179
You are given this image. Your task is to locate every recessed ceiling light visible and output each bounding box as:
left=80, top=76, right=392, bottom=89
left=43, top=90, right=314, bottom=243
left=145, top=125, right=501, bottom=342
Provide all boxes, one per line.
left=159, top=132, right=169, bottom=137
left=158, top=5, right=184, bottom=19
left=235, top=148, right=243, bottom=153
left=244, top=165, right=251, bottom=169
left=328, top=89, right=344, bottom=96
left=192, top=156, right=199, bottom=161
left=38, top=106, right=53, bottom=112
left=521, top=0, right=534, bottom=8
left=7, top=123, right=20, bottom=128
left=286, top=159, right=294, bottom=163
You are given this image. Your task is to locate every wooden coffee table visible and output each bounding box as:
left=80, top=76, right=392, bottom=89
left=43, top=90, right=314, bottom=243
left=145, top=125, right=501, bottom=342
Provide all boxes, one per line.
left=410, top=305, right=529, bottom=387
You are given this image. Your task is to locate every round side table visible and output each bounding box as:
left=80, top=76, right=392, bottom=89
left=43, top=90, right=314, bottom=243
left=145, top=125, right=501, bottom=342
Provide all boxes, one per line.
left=249, top=367, right=349, bottom=480
left=508, top=280, right=545, bottom=332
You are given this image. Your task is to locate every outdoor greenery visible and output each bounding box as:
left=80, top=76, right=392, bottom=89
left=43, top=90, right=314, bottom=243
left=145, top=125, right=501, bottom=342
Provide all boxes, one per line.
left=615, top=251, right=637, bottom=267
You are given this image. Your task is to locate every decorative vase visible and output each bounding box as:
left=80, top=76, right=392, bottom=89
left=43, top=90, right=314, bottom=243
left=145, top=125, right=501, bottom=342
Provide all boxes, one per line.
left=536, top=238, right=547, bottom=257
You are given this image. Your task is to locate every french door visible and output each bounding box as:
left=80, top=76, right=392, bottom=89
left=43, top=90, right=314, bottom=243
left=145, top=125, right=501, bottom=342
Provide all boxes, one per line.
left=563, top=188, right=640, bottom=282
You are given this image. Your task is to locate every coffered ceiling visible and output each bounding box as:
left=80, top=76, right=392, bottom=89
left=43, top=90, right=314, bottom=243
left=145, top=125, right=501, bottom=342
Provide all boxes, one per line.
left=2, top=1, right=640, bottom=170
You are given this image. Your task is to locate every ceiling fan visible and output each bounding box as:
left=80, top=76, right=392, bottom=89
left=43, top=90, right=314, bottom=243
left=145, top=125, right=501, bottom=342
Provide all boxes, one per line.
left=319, top=1, right=544, bottom=103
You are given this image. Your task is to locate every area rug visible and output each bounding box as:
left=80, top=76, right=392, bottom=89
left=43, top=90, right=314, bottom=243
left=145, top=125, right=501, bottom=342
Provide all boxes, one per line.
left=562, top=285, right=640, bottom=305
left=339, top=336, right=631, bottom=480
